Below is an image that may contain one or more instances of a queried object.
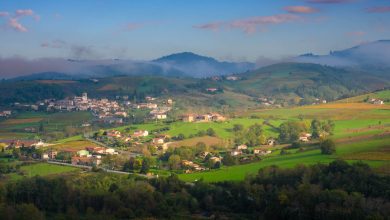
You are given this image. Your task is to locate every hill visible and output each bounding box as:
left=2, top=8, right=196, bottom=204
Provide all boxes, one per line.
left=1, top=63, right=389, bottom=109
left=228, top=63, right=389, bottom=102
left=153, top=52, right=254, bottom=77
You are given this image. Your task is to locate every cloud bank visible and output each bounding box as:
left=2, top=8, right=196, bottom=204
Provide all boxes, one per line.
left=194, top=14, right=302, bottom=34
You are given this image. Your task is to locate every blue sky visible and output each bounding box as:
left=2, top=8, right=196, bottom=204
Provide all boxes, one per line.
left=1, top=0, right=390, bottom=61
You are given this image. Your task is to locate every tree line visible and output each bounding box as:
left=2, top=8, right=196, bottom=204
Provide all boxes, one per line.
left=0, top=160, right=389, bottom=219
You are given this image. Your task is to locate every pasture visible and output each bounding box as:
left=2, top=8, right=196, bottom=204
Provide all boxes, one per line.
left=7, top=163, right=79, bottom=181
left=178, top=102, right=390, bottom=182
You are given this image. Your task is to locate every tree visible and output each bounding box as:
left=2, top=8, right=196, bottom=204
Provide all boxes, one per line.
left=279, top=121, right=307, bottom=142
left=168, top=155, right=181, bottom=170
left=233, top=124, right=244, bottom=133
left=222, top=153, right=236, bottom=166
left=196, top=142, right=208, bottom=152
left=38, top=122, right=44, bottom=134
left=123, top=157, right=135, bottom=172
left=140, top=158, right=150, bottom=174
left=206, top=128, right=216, bottom=137
left=320, top=139, right=336, bottom=155
left=311, top=119, right=322, bottom=138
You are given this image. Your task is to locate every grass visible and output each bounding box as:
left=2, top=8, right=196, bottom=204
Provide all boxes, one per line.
left=51, top=140, right=101, bottom=151
left=179, top=135, right=390, bottom=182
left=8, top=163, right=79, bottom=181
left=179, top=149, right=334, bottom=182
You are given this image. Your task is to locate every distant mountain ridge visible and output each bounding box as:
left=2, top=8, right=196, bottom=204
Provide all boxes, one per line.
left=153, top=52, right=255, bottom=78
left=295, top=40, right=390, bottom=70
left=8, top=52, right=255, bottom=80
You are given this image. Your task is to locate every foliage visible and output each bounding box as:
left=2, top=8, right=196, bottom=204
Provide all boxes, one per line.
left=279, top=121, right=308, bottom=142
left=0, top=161, right=389, bottom=219
left=320, top=139, right=336, bottom=155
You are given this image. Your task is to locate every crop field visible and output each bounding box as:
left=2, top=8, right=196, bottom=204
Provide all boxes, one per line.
left=167, top=136, right=224, bottom=148
left=179, top=136, right=390, bottom=182
left=178, top=102, right=390, bottom=182
left=50, top=140, right=101, bottom=151
left=0, top=111, right=93, bottom=138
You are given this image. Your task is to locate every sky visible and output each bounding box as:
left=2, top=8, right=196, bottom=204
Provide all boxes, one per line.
left=0, top=0, right=390, bottom=62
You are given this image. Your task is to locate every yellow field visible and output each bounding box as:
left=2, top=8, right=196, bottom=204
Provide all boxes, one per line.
left=301, top=102, right=390, bottom=110
left=168, top=136, right=224, bottom=148
left=1, top=118, right=43, bottom=125
left=50, top=140, right=101, bottom=151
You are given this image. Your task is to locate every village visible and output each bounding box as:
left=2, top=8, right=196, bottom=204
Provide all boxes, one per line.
left=0, top=116, right=329, bottom=175
left=3, top=93, right=175, bottom=125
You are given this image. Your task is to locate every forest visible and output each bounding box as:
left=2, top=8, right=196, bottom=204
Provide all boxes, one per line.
left=0, top=160, right=389, bottom=219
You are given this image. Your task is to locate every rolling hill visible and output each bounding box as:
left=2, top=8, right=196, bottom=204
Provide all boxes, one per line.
left=1, top=63, right=389, bottom=110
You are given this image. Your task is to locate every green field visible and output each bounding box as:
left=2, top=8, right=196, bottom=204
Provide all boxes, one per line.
left=7, top=163, right=79, bottom=181
left=179, top=136, right=390, bottom=182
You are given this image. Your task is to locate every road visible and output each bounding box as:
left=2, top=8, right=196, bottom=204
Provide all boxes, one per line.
left=47, top=160, right=155, bottom=179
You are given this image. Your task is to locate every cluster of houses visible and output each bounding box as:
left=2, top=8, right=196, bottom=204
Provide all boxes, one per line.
left=368, top=98, right=384, bottom=105
left=104, top=129, right=170, bottom=152
left=182, top=160, right=207, bottom=173
left=230, top=144, right=273, bottom=157
left=0, top=110, right=11, bottom=117
left=257, top=97, right=277, bottom=107
left=68, top=146, right=118, bottom=166
left=299, top=133, right=312, bottom=142
left=132, top=97, right=173, bottom=120
left=181, top=113, right=226, bottom=122
left=1, top=139, right=49, bottom=149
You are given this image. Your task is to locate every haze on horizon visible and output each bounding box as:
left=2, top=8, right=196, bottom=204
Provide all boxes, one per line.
left=0, top=0, right=390, bottom=77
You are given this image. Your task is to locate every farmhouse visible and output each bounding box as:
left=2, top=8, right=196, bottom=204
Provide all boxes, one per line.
left=209, top=156, right=222, bottom=163
left=133, top=130, right=149, bottom=137
left=206, top=88, right=218, bottom=92
left=231, top=150, right=242, bottom=156
left=105, top=148, right=117, bottom=155
left=267, top=138, right=276, bottom=146
left=48, top=150, right=57, bottom=159
left=150, top=109, right=168, bottom=120
left=226, top=76, right=240, bottom=81
left=236, top=144, right=248, bottom=150
left=370, top=98, right=384, bottom=105
left=42, top=153, right=49, bottom=160
left=86, top=146, right=105, bottom=154
left=254, top=149, right=272, bottom=155
left=71, top=156, right=97, bottom=166
left=182, top=114, right=195, bottom=122
left=299, top=133, right=312, bottom=142
left=181, top=160, right=206, bottom=171
left=107, top=130, right=121, bottom=138
left=152, top=137, right=165, bottom=145
left=198, top=151, right=210, bottom=158
left=77, top=150, right=90, bottom=157
left=0, top=110, right=12, bottom=117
